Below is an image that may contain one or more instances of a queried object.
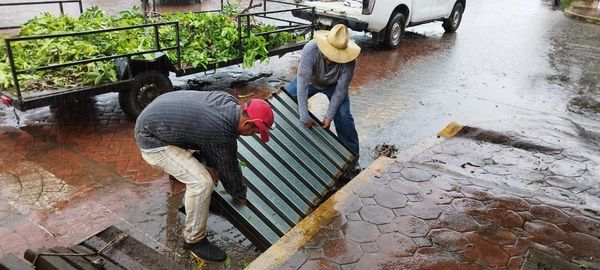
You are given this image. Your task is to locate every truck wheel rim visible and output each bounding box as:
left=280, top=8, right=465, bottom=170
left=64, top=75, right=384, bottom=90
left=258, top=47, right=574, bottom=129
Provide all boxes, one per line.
left=392, top=23, right=401, bottom=44
left=452, top=9, right=462, bottom=27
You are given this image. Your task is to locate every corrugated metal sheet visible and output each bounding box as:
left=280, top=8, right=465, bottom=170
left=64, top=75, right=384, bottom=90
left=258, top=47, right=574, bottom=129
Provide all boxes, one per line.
left=211, top=89, right=355, bottom=251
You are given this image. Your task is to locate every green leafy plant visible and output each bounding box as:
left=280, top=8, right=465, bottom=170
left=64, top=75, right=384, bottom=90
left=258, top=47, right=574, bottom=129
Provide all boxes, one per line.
left=0, top=6, right=304, bottom=94
left=561, top=0, right=575, bottom=10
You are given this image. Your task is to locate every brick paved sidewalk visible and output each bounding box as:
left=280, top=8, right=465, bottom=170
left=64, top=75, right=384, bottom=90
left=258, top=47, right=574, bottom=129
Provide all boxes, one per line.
left=248, top=117, right=600, bottom=269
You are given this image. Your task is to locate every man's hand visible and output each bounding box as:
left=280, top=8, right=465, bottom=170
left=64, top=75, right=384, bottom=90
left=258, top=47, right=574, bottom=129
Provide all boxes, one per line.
left=321, top=117, right=332, bottom=129
left=304, top=120, right=318, bottom=129
left=207, top=167, right=219, bottom=186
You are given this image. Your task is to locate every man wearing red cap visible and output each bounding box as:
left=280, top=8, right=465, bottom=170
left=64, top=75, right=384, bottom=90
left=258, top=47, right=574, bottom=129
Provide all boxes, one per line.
left=134, top=91, right=274, bottom=262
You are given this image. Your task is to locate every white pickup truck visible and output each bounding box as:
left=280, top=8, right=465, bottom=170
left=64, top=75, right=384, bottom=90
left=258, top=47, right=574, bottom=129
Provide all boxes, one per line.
left=292, top=0, right=465, bottom=49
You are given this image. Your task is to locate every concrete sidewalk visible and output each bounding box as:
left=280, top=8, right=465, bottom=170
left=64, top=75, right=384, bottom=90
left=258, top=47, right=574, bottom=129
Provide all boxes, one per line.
left=248, top=116, right=600, bottom=269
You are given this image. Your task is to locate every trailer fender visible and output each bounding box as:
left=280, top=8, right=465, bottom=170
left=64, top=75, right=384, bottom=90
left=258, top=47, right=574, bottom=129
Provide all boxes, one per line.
left=115, top=53, right=172, bottom=81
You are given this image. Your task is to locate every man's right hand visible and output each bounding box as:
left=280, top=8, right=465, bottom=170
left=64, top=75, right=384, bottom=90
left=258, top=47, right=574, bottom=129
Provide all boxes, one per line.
left=304, top=120, right=318, bottom=129
left=236, top=196, right=247, bottom=205
left=207, top=167, right=219, bottom=186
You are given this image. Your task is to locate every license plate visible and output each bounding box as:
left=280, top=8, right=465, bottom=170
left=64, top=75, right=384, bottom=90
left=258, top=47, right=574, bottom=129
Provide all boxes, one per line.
left=317, top=17, right=333, bottom=26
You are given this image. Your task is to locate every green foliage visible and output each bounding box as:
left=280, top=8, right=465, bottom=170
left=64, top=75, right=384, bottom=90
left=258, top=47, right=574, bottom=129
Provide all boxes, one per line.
left=0, top=6, right=303, bottom=93
left=0, top=6, right=148, bottom=92
left=560, top=0, right=575, bottom=10
left=221, top=2, right=241, bottom=17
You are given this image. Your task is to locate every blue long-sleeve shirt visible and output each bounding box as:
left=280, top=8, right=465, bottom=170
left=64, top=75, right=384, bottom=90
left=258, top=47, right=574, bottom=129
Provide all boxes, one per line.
left=296, top=40, right=356, bottom=123
left=134, top=91, right=246, bottom=199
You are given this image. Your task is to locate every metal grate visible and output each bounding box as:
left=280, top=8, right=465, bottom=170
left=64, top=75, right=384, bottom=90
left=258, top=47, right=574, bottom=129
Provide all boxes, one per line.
left=211, top=90, right=355, bottom=251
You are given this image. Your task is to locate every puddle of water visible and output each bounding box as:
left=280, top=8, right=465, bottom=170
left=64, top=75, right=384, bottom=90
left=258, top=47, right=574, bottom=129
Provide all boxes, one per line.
left=457, top=126, right=562, bottom=154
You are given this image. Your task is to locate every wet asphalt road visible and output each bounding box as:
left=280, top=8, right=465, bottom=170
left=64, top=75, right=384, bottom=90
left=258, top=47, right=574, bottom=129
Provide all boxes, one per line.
left=1, top=0, right=600, bottom=268
left=2, top=0, right=598, bottom=159
left=346, top=0, right=600, bottom=165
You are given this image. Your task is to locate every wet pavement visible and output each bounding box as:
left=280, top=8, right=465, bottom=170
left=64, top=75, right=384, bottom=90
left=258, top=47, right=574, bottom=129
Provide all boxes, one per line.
left=249, top=116, right=600, bottom=269
left=1, top=0, right=600, bottom=269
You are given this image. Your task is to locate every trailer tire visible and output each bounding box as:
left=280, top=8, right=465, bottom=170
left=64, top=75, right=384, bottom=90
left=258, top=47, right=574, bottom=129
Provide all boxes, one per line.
left=383, top=13, right=406, bottom=50
left=119, top=71, right=172, bottom=120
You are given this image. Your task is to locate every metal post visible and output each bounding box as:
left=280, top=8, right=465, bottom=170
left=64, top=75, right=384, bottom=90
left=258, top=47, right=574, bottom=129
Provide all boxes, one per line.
left=310, top=7, right=315, bottom=39
left=5, top=40, right=22, bottom=102
left=78, top=0, right=83, bottom=13
left=59, top=3, right=64, bottom=15
left=175, top=23, right=181, bottom=68
left=237, top=16, right=243, bottom=60
left=154, top=25, right=161, bottom=50
left=246, top=16, right=251, bottom=36
left=263, top=0, right=267, bottom=13
left=127, top=56, right=133, bottom=79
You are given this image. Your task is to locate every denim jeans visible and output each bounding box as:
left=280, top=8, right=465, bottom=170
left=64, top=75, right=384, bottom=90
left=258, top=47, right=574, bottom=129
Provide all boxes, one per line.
left=286, top=77, right=360, bottom=156
left=140, top=145, right=213, bottom=244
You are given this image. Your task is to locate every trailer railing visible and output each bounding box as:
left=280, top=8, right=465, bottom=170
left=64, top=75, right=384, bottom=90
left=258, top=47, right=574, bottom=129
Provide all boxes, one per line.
left=3, top=21, right=181, bottom=108
left=1, top=1, right=316, bottom=110
left=174, top=0, right=315, bottom=76
left=0, top=0, right=83, bottom=30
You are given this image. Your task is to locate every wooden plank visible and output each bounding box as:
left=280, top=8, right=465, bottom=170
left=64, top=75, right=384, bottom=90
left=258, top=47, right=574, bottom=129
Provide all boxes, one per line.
left=69, top=245, right=124, bottom=270
left=83, top=236, right=149, bottom=270
left=0, top=253, right=34, bottom=270
left=93, top=226, right=184, bottom=270
left=48, top=247, right=97, bottom=270
left=23, top=249, right=78, bottom=270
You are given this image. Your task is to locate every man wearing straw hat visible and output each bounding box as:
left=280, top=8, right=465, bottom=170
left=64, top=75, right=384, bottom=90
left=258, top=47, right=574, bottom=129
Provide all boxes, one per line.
left=286, top=24, right=362, bottom=178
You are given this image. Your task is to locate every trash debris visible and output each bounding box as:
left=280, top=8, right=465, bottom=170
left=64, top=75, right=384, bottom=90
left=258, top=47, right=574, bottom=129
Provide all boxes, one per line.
left=372, top=143, right=399, bottom=158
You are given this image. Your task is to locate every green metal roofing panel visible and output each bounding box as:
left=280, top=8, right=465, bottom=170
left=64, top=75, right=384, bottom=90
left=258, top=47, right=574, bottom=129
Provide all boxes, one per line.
left=211, top=89, right=355, bottom=251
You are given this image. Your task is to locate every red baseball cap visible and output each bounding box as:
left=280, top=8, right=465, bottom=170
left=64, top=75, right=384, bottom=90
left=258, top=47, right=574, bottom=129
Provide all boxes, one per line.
left=243, top=99, right=275, bottom=143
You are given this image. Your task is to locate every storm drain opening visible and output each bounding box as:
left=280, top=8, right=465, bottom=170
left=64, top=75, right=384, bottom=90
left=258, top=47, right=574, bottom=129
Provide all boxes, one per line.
left=194, top=90, right=356, bottom=251
left=521, top=249, right=584, bottom=270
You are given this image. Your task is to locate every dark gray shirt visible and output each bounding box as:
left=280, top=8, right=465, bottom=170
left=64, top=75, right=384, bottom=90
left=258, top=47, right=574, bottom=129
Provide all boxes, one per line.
left=297, top=40, right=356, bottom=123
left=134, top=91, right=246, bottom=199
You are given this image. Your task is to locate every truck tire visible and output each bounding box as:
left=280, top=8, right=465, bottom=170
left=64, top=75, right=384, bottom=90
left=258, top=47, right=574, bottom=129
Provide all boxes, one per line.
left=119, top=71, right=172, bottom=120
left=383, top=13, right=406, bottom=50
left=443, top=2, right=464, bottom=33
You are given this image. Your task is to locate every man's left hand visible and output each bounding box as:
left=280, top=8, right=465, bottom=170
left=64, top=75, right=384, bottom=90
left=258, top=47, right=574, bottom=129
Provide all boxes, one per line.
left=322, top=118, right=332, bottom=129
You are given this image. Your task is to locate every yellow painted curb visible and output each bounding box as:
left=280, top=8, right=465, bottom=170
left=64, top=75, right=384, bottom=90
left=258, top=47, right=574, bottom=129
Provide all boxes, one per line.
left=564, top=8, right=600, bottom=25
left=437, top=122, right=464, bottom=138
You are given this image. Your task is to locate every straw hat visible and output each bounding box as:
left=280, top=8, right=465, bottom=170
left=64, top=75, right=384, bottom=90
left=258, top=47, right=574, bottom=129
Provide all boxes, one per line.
left=314, top=24, right=361, bottom=64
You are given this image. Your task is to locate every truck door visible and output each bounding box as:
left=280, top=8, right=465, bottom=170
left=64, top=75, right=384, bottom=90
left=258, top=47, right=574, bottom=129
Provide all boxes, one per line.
left=430, top=0, right=455, bottom=19
left=410, top=0, right=435, bottom=22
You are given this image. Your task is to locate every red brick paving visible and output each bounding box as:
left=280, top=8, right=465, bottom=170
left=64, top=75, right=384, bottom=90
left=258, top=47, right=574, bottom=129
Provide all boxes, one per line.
left=273, top=132, right=600, bottom=269
left=0, top=96, right=172, bottom=258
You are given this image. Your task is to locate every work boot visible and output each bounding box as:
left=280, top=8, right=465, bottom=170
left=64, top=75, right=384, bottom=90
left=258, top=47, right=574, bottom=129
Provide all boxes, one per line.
left=337, top=163, right=362, bottom=187
left=183, top=238, right=227, bottom=262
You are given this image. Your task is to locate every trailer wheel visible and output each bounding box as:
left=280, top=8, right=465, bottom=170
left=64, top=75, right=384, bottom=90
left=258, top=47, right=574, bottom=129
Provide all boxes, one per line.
left=119, top=71, right=172, bottom=120
left=383, top=13, right=406, bottom=50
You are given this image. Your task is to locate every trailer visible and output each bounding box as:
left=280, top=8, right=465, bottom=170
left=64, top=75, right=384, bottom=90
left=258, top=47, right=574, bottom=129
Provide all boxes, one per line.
left=0, top=0, right=316, bottom=119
